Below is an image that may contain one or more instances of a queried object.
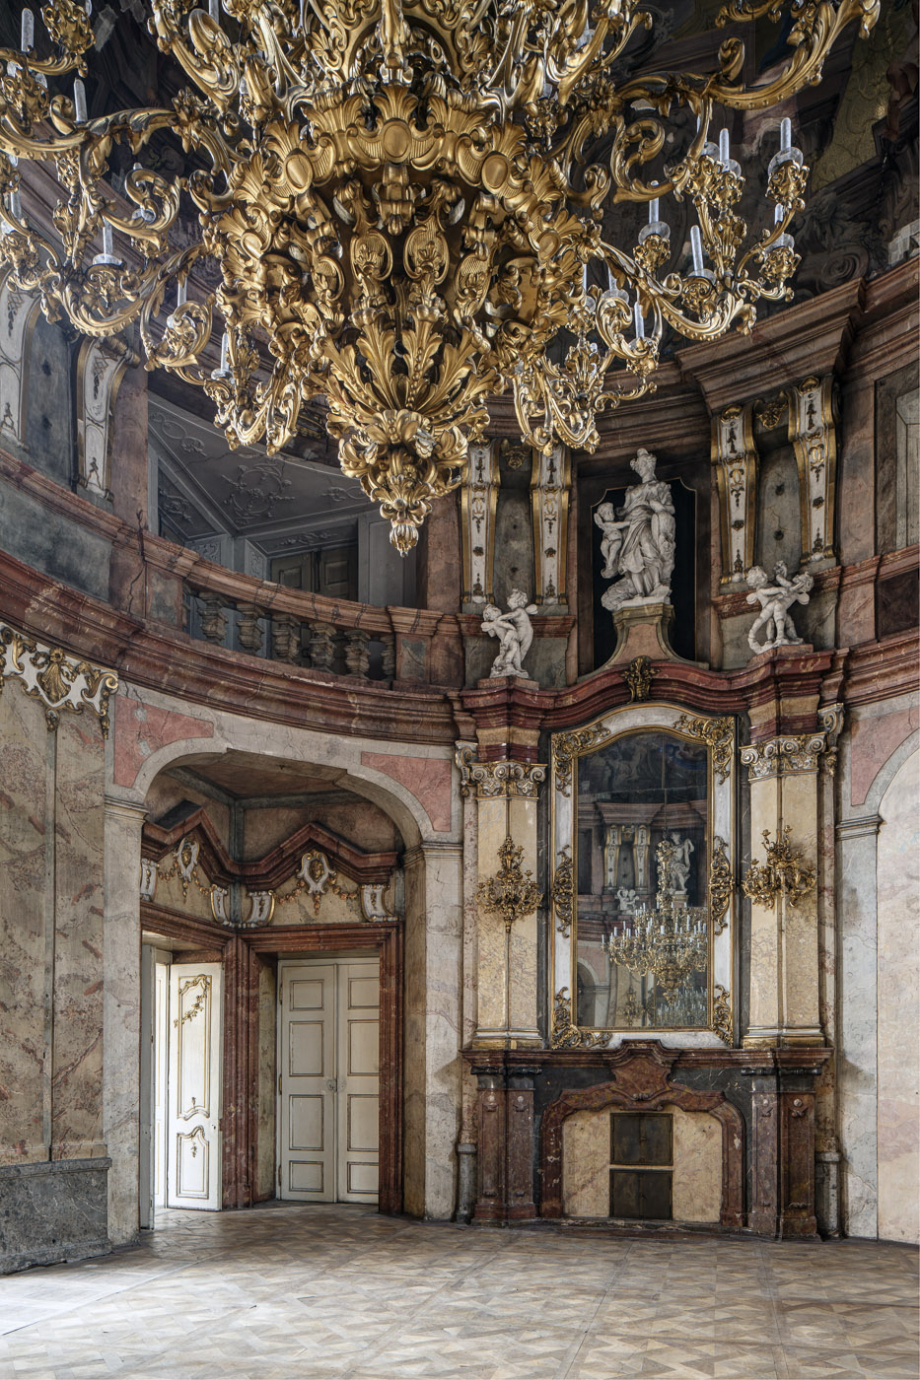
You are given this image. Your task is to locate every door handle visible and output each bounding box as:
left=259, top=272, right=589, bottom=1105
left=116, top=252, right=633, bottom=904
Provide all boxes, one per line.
left=325, top=1079, right=337, bottom=1092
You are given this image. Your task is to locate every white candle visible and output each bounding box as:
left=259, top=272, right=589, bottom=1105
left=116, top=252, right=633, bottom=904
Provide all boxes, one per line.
left=176, top=277, right=188, bottom=307
left=220, top=331, right=230, bottom=373
left=774, top=203, right=785, bottom=225
left=780, top=117, right=792, bottom=153
left=719, top=128, right=730, bottom=165
left=21, top=9, right=34, bottom=51
left=582, top=261, right=590, bottom=295
left=633, top=301, right=644, bottom=339
left=73, top=79, right=87, bottom=123
left=102, top=223, right=113, bottom=258
left=649, top=196, right=659, bottom=225
left=690, top=224, right=704, bottom=275
left=208, top=0, right=219, bottom=20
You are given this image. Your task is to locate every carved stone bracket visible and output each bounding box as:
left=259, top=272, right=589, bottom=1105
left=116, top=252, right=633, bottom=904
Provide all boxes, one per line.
left=0, top=622, right=118, bottom=736
left=712, top=402, right=759, bottom=585
left=456, top=746, right=547, bottom=799
left=530, top=443, right=571, bottom=608
left=676, top=714, right=734, bottom=784
left=788, top=374, right=838, bottom=565
left=740, top=734, right=828, bottom=779
left=550, top=987, right=608, bottom=1049
left=461, top=440, right=500, bottom=607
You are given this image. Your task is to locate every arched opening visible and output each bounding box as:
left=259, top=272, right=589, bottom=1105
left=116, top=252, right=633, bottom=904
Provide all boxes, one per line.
left=136, top=747, right=417, bottom=1224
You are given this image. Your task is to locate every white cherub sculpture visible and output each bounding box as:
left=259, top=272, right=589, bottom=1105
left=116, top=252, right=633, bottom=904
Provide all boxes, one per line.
left=481, top=589, right=538, bottom=678
left=745, top=561, right=814, bottom=654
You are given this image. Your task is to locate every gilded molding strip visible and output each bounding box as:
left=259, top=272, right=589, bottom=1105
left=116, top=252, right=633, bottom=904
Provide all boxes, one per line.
left=788, top=374, right=838, bottom=565
left=460, top=440, right=500, bottom=606
left=675, top=714, right=734, bottom=784
left=0, top=622, right=118, bottom=736
left=455, top=746, right=547, bottom=799
left=709, top=835, right=732, bottom=935
left=550, top=987, right=608, bottom=1050
left=531, top=443, right=571, bottom=607
left=711, top=984, right=733, bottom=1045
left=551, top=845, right=574, bottom=938
left=552, top=725, right=607, bottom=797
left=740, top=733, right=827, bottom=779
left=712, top=401, right=759, bottom=585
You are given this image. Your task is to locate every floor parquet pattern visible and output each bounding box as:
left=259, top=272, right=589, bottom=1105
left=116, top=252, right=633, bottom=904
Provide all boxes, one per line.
left=0, top=1204, right=916, bottom=1379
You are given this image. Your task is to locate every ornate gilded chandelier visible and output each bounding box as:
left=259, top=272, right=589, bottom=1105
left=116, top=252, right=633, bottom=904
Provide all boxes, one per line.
left=0, top=0, right=877, bottom=551
left=605, top=840, right=707, bottom=998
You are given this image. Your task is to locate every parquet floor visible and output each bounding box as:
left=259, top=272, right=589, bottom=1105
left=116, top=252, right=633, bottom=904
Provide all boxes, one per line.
left=0, top=1204, right=917, bottom=1379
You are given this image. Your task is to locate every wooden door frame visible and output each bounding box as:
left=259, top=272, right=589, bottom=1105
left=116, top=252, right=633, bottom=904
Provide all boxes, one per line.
left=140, top=905, right=404, bottom=1216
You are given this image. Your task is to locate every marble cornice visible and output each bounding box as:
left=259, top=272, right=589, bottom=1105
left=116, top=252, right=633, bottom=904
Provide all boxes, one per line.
left=462, top=1046, right=833, bottom=1072
left=835, top=813, right=883, bottom=840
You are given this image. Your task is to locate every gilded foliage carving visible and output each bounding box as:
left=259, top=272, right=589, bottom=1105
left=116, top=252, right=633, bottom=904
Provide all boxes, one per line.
left=0, top=622, right=118, bottom=736
left=676, top=714, right=735, bottom=784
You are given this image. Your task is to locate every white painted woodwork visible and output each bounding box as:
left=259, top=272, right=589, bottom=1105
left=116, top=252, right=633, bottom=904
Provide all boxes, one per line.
left=154, top=961, right=170, bottom=1208
left=166, top=963, right=223, bottom=1210
left=278, top=959, right=379, bottom=1203
left=336, top=963, right=380, bottom=1202
left=138, top=946, right=155, bottom=1230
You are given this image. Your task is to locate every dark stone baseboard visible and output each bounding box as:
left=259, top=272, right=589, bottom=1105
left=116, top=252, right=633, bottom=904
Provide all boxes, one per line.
left=0, top=1157, right=112, bottom=1274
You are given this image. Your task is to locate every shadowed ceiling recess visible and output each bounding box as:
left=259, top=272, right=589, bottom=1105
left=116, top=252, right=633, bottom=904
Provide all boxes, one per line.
left=0, top=0, right=878, bottom=551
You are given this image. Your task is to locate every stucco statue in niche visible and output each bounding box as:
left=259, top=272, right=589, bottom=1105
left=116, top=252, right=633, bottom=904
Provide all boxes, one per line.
left=481, top=589, right=538, bottom=678
left=745, top=561, right=814, bottom=654
left=596, top=448, right=676, bottom=613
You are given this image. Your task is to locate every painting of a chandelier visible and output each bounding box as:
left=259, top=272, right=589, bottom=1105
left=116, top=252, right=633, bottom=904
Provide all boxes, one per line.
left=605, top=840, right=707, bottom=998
left=0, top=0, right=878, bottom=551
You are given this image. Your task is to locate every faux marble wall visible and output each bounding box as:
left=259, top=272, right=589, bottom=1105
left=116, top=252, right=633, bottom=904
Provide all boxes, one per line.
left=562, top=1106, right=722, bottom=1223
left=876, top=752, right=919, bottom=1244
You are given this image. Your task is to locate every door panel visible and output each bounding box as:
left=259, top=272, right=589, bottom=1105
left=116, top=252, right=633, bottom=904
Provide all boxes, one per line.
left=167, top=963, right=222, bottom=1210
left=337, top=962, right=380, bottom=1203
left=279, top=963, right=336, bottom=1201
left=278, top=959, right=379, bottom=1204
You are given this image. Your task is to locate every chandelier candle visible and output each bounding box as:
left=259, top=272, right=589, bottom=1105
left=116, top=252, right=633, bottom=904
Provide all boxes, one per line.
left=0, top=0, right=879, bottom=549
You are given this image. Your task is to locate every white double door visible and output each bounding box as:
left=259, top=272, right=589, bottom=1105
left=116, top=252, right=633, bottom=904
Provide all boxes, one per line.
left=278, top=959, right=380, bottom=1204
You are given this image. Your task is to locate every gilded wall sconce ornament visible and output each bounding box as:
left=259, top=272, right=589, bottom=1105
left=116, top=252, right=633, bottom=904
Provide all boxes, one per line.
left=551, top=846, right=574, bottom=938
left=0, top=0, right=878, bottom=551
left=624, top=655, right=657, bottom=703
left=708, top=836, right=733, bottom=935
left=551, top=987, right=608, bottom=1050
left=742, top=827, right=815, bottom=910
left=676, top=714, right=735, bottom=784
left=476, top=836, right=542, bottom=933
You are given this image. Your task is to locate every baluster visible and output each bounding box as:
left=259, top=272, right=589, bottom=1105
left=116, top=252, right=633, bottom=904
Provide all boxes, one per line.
left=344, top=628, right=371, bottom=679
left=236, top=603, right=265, bottom=654
left=198, top=592, right=228, bottom=644
left=307, top=621, right=336, bottom=672
left=381, top=633, right=396, bottom=681
left=271, top=614, right=302, bottom=664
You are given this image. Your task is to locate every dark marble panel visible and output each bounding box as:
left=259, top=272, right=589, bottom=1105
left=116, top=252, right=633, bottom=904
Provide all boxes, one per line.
left=0, top=480, right=111, bottom=601
left=877, top=568, right=919, bottom=639
left=0, top=1157, right=111, bottom=1274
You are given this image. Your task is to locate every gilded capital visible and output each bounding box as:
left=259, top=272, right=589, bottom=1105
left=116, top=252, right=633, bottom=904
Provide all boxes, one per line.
left=455, top=746, right=547, bottom=799
left=739, top=733, right=828, bottom=779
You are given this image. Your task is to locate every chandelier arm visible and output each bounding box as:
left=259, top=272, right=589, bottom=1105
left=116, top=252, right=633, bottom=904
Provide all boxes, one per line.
left=148, top=4, right=243, bottom=114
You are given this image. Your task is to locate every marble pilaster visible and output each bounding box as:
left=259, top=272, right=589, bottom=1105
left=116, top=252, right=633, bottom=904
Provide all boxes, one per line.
left=102, top=795, right=146, bottom=1246
left=742, top=734, right=827, bottom=1048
